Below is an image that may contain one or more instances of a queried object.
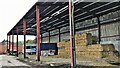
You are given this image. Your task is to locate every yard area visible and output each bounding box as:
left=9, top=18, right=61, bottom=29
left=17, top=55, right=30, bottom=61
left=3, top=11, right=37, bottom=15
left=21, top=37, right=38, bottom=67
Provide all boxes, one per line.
left=18, top=54, right=119, bottom=67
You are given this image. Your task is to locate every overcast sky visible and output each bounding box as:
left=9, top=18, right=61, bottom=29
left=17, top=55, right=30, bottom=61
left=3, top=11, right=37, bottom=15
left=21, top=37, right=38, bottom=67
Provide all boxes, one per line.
left=0, top=0, right=38, bottom=42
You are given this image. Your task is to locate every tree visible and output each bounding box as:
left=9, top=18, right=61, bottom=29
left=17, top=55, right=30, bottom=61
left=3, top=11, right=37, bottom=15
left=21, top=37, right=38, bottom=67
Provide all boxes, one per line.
left=26, top=40, right=36, bottom=44
left=18, top=41, right=23, bottom=45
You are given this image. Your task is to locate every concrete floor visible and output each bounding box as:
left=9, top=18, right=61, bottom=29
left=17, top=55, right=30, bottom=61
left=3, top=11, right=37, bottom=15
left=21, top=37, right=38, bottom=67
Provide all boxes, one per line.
left=22, top=55, right=117, bottom=66
left=0, top=54, right=119, bottom=68
left=0, top=55, right=29, bottom=67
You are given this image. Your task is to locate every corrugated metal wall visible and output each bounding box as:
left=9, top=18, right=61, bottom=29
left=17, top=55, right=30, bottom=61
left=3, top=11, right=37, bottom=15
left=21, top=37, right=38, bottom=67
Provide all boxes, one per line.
left=42, top=10, right=120, bottom=43
left=61, top=33, right=70, bottom=41
left=101, top=22, right=120, bottom=41
left=76, top=28, right=98, bottom=36
left=42, top=21, right=120, bottom=43
left=42, top=37, right=49, bottom=43
left=50, top=35, right=59, bottom=43
left=75, top=21, right=120, bottom=42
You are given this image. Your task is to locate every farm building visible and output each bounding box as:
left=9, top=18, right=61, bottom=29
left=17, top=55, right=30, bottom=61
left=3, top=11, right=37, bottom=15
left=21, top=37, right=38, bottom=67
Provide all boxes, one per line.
left=6, top=0, right=120, bottom=67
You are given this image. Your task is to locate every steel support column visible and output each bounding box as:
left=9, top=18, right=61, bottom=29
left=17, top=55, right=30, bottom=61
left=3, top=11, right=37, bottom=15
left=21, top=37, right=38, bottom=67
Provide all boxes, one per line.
left=97, top=17, right=101, bottom=44
left=69, top=0, right=76, bottom=67
left=58, top=28, right=61, bottom=42
left=9, top=35, right=11, bottom=54
left=7, top=35, right=8, bottom=52
left=23, top=18, right=26, bottom=58
left=16, top=26, right=18, bottom=57
left=36, top=5, right=40, bottom=61
left=48, top=31, right=50, bottom=43
left=12, top=31, right=14, bottom=55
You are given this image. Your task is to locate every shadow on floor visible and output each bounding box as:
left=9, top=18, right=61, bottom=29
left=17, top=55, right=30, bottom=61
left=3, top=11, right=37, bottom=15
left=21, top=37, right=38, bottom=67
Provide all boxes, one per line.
left=1, top=65, right=119, bottom=68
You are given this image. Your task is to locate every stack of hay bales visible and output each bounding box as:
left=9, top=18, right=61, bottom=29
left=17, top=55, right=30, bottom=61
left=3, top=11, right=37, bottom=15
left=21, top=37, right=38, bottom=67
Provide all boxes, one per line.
left=57, top=33, right=93, bottom=58
left=75, top=33, right=92, bottom=45
left=57, top=33, right=119, bottom=59
left=75, top=33, right=92, bottom=58
left=57, top=41, right=70, bottom=58
left=87, top=44, right=118, bottom=59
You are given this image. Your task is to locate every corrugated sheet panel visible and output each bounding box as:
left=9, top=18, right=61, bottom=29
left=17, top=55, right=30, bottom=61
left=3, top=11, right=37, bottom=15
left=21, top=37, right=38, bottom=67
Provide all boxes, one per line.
left=50, top=35, right=59, bottom=43
left=101, top=22, right=119, bottom=37
left=61, top=33, right=70, bottom=41
left=42, top=37, right=49, bottom=43
left=76, top=28, right=98, bottom=36
left=101, top=36, right=120, bottom=41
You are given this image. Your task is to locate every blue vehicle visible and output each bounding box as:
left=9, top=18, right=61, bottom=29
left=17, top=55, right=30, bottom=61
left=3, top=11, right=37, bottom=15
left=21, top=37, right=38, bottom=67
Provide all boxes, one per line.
left=22, top=43, right=58, bottom=55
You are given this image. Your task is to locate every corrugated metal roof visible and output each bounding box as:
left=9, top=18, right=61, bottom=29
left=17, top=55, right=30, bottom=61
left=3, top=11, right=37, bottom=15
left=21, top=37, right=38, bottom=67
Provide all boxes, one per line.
left=7, top=0, right=120, bottom=37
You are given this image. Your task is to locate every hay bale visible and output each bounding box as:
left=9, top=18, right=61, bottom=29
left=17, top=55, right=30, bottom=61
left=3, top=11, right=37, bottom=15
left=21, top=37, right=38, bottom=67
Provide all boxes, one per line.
left=76, top=45, right=87, bottom=51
